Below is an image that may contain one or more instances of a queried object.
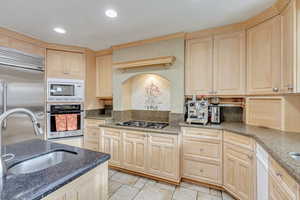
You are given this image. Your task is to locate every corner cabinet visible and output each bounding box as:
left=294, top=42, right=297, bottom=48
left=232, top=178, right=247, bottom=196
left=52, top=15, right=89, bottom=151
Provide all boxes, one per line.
left=185, top=31, right=246, bottom=96
left=223, top=131, right=255, bottom=200
left=96, top=55, right=112, bottom=98
left=185, top=36, right=213, bottom=95
left=46, top=49, right=85, bottom=80
left=247, top=16, right=282, bottom=95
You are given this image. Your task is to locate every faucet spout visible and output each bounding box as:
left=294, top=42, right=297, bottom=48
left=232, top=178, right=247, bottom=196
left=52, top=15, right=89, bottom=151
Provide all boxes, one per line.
left=0, top=108, right=44, bottom=179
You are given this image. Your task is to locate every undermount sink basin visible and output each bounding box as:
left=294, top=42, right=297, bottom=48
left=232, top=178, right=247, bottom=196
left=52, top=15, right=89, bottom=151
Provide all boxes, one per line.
left=8, top=150, right=78, bottom=175
left=289, top=152, right=300, bottom=161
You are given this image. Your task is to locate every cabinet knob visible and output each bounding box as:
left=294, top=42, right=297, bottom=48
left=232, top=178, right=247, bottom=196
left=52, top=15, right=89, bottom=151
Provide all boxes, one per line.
left=199, top=148, right=204, bottom=152
left=199, top=169, right=203, bottom=173
left=276, top=172, right=283, bottom=178
left=247, top=155, right=253, bottom=160
left=286, top=85, right=293, bottom=91
left=273, top=88, right=279, bottom=92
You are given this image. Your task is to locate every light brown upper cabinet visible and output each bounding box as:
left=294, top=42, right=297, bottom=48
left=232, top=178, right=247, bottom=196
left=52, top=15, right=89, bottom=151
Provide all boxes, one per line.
left=247, top=16, right=281, bottom=95
left=185, top=31, right=246, bottom=96
left=185, top=36, right=213, bottom=95
left=281, top=0, right=296, bottom=93
left=213, top=31, right=246, bottom=95
left=96, top=55, right=112, bottom=98
left=46, top=49, right=85, bottom=80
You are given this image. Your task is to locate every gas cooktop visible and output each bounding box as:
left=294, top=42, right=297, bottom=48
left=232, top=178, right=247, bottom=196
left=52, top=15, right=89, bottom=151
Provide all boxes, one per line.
left=116, top=120, right=169, bottom=129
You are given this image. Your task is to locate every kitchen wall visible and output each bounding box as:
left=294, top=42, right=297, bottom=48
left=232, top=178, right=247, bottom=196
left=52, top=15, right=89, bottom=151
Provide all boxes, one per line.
left=112, top=37, right=185, bottom=113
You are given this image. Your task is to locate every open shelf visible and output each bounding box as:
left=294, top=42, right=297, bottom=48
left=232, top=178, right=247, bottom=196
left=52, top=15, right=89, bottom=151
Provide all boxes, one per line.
left=113, top=56, right=176, bottom=70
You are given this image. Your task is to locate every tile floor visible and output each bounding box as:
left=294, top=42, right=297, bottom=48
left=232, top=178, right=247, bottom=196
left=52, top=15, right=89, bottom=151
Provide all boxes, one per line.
left=108, top=168, right=236, bottom=200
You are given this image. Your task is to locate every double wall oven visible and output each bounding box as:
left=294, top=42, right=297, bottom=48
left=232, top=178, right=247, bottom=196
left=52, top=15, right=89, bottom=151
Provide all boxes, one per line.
left=47, top=79, right=85, bottom=139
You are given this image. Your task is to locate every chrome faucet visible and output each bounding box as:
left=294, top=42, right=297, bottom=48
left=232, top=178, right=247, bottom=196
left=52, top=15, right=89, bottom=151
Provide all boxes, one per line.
left=0, top=108, right=43, bottom=178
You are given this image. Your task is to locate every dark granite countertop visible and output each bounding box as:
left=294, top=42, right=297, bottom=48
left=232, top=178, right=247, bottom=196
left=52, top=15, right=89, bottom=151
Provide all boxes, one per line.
left=98, top=122, right=180, bottom=135
left=180, top=122, right=300, bottom=185
left=1, top=139, right=110, bottom=200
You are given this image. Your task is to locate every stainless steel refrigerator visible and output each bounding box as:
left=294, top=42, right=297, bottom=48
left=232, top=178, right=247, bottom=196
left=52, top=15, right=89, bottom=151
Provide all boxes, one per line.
left=0, top=47, right=45, bottom=145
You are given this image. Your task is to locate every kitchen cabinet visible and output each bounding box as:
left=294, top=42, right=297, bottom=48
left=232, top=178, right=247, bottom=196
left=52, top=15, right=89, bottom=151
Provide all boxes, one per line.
left=247, top=16, right=281, bottom=95
left=52, top=137, right=83, bottom=148
left=223, top=131, right=255, bottom=200
left=100, top=128, right=122, bottom=167
left=42, top=162, right=108, bottom=200
left=84, top=119, right=105, bottom=151
left=0, top=34, right=45, bottom=56
left=46, top=49, right=85, bottom=80
left=269, top=157, right=299, bottom=200
left=122, top=130, right=147, bottom=172
left=100, top=127, right=180, bottom=183
left=281, top=0, right=296, bottom=93
left=148, top=133, right=180, bottom=182
left=181, top=127, right=223, bottom=186
left=185, top=36, right=213, bottom=95
left=213, top=31, right=246, bottom=95
left=96, top=55, right=112, bottom=98
left=185, top=31, right=246, bottom=96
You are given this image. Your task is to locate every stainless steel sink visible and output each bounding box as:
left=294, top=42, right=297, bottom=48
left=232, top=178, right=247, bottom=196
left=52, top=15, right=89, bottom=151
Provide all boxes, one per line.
left=8, top=150, right=78, bottom=175
left=289, top=152, right=300, bottom=161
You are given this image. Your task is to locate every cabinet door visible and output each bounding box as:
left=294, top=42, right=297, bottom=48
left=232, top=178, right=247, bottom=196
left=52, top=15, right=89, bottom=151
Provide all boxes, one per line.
left=247, top=16, right=281, bottom=94
left=148, top=133, right=179, bottom=181
left=213, top=31, right=246, bottom=95
left=185, top=37, right=213, bottom=95
left=84, top=127, right=100, bottom=151
left=64, top=51, right=85, bottom=80
left=96, top=55, right=112, bottom=98
left=269, top=172, right=294, bottom=200
left=100, top=128, right=122, bottom=167
left=47, top=50, right=65, bottom=78
left=224, top=143, right=254, bottom=200
left=281, top=0, right=296, bottom=93
left=47, top=50, right=85, bottom=79
left=122, top=131, right=147, bottom=172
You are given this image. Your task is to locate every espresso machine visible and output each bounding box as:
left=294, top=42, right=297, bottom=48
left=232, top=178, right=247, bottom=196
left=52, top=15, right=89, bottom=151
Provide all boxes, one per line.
left=186, top=96, right=209, bottom=125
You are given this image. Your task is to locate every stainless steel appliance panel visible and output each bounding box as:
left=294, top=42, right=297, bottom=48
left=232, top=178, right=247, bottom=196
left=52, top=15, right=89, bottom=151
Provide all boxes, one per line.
left=0, top=64, right=45, bottom=145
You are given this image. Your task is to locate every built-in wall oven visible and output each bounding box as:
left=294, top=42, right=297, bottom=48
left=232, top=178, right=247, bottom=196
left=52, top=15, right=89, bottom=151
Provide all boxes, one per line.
left=47, top=78, right=84, bottom=102
left=47, top=103, right=84, bottom=139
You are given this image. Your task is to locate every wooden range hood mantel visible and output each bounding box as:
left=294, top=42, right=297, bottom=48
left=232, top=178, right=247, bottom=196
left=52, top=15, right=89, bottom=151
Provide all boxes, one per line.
left=113, top=56, right=176, bottom=70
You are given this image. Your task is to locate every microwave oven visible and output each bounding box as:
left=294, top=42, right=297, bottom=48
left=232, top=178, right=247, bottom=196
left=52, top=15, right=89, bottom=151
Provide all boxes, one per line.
left=47, top=78, right=84, bottom=102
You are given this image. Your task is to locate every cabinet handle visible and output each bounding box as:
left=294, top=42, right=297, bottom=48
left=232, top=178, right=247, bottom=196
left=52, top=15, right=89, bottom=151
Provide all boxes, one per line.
left=247, top=155, right=253, bottom=160
left=273, top=88, right=279, bottom=92
left=276, top=172, right=283, bottom=178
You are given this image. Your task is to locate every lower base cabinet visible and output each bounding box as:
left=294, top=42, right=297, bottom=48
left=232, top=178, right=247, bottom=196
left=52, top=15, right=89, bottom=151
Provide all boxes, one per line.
left=100, top=128, right=180, bottom=183
left=148, top=133, right=180, bottom=181
left=224, top=143, right=254, bottom=200
left=42, top=162, right=108, bottom=200
left=52, top=137, right=83, bottom=148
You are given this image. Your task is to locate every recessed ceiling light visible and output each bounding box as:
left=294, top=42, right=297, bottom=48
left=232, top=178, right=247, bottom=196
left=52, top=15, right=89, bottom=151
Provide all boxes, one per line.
left=105, top=9, right=118, bottom=18
left=54, top=27, right=66, bottom=34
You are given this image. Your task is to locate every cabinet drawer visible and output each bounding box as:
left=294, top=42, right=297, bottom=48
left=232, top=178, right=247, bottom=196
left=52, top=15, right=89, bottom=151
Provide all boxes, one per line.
left=269, top=171, right=295, bottom=200
left=224, top=131, right=254, bottom=151
left=123, top=131, right=147, bottom=140
left=84, top=127, right=100, bottom=139
left=183, top=158, right=222, bottom=185
left=183, top=139, right=222, bottom=161
left=182, top=127, right=222, bottom=140
left=85, top=119, right=106, bottom=127
left=84, top=139, right=99, bottom=151
left=269, top=157, right=299, bottom=196
left=102, top=128, right=121, bottom=138
left=149, top=134, right=177, bottom=145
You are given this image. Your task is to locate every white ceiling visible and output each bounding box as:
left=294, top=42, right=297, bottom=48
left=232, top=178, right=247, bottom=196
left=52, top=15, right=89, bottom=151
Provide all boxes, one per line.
left=0, top=0, right=276, bottom=50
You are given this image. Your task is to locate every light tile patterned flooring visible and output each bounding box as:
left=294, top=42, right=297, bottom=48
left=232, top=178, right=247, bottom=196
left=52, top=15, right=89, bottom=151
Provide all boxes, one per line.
left=108, top=168, right=235, bottom=200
